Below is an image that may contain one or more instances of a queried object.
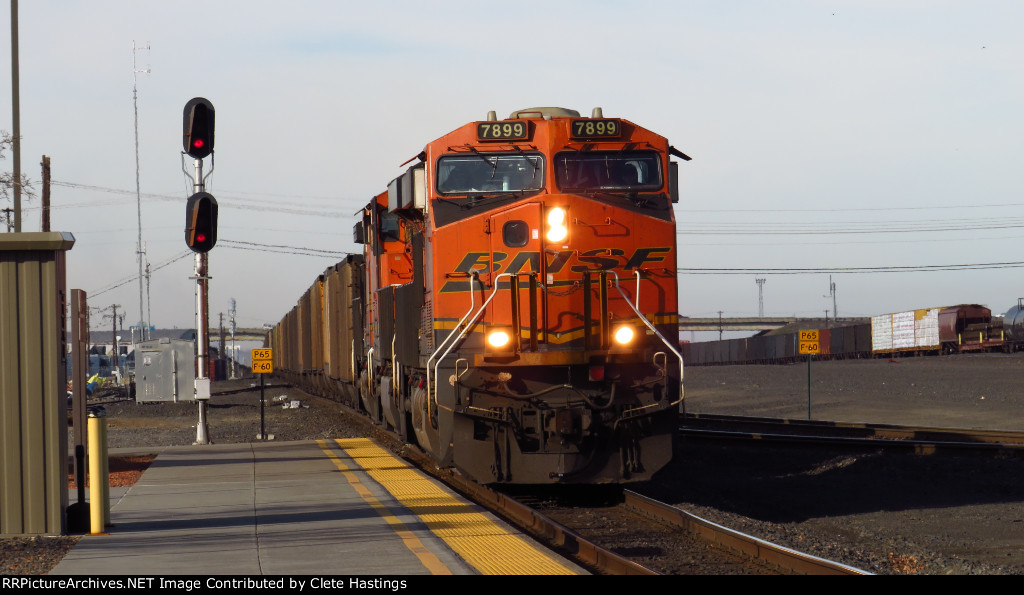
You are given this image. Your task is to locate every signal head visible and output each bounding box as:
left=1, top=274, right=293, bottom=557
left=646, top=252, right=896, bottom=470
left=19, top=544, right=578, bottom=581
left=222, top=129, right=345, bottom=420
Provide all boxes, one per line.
left=185, top=192, right=219, bottom=253
left=183, top=97, right=215, bottom=159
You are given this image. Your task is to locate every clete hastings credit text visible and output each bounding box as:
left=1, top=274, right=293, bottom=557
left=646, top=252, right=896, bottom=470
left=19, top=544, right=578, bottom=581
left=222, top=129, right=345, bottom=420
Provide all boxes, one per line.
left=1, top=577, right=409, bottom=592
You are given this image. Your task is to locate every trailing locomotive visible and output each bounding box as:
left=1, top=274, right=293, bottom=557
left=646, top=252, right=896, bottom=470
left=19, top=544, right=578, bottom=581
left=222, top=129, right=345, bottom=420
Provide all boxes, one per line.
left=268, top=107, right=689, bottom=484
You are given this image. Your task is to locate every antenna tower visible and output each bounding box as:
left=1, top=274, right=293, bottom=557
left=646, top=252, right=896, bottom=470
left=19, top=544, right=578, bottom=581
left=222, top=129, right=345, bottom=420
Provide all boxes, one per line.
left=133, top=41, right=150, bottom=339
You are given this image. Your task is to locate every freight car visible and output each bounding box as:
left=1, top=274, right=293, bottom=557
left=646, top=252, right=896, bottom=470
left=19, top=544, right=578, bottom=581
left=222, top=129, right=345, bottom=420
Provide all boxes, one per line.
left=268, top=107, right=689, bottom=485
left=1003, top=299, right=1024, bottom=352
left=681, top=304, right=1009, bottom=365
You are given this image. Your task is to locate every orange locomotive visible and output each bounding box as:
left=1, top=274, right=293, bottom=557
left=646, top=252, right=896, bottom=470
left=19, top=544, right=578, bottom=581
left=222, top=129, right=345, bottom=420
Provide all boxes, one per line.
left=269, top=107, right=689, bottom=484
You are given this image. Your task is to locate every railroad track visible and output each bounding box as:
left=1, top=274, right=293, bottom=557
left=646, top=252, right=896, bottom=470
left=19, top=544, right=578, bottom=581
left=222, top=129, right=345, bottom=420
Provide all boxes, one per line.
left=347, top=401, right=867, bottom=574
left=621, top=491, right=870, bottom=575
left=681, top=413, right=1024, bottom=455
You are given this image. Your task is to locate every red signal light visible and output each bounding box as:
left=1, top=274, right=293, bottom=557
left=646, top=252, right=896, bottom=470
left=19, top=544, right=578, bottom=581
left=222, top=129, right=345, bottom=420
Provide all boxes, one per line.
left=185, top=192, right=218, bottom=253
left=183, top=97, right=215, bottom=159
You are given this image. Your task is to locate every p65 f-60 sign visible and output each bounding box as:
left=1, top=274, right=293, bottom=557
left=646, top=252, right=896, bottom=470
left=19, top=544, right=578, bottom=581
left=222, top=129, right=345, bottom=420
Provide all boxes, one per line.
left=799, top=330, right=820, bottom=355
left=251, top=348, right=273, bottom=374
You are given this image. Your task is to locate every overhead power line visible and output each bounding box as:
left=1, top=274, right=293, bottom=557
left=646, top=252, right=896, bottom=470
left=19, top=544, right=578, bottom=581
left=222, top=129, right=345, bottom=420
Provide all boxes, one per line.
left=88, top=240, right=353, bottom=298
left=90, top=250, right=193, bottom=297
left=677, top=218, right=1024, bottom=236
left=679, top=261, right=1024, bottom=275
left=217, top=239, right=355, bottom=258
left=49, top=180, right=361, bottom=218
left=683, top=201, right=1024, bottom=213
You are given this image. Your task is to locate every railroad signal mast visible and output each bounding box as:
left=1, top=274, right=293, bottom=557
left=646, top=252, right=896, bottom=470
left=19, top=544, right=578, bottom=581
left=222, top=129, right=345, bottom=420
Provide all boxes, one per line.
left=183, top=97, right=217, bottom=445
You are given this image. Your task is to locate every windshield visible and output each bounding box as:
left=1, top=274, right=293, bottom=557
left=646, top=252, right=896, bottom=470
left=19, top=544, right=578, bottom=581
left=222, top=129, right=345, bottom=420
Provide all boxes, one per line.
left=555, top=151, right=662, bottom=192
left=437, top=153, right=544, bottom=195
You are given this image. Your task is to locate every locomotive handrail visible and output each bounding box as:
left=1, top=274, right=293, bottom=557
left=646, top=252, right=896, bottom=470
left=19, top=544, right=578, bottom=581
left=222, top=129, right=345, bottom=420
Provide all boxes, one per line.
left=609, top=270, right=685, bottom=407
left=392, top=333, right=400, bottom=408
left=634, top=270, right=642, bottom=310
left=428, top=272, right=514, bottom=413
left=427, top=271, right=538, bottom=409
left=366, top=347, right=374, bottom=401
left=426, top=271, right=480, bottom=413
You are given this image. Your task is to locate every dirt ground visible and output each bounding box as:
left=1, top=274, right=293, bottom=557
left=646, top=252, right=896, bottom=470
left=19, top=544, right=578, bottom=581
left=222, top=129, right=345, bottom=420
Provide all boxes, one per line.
left=681, top=352, right=1024, bottom=430
left=662, top=352, right=1024, bottom=574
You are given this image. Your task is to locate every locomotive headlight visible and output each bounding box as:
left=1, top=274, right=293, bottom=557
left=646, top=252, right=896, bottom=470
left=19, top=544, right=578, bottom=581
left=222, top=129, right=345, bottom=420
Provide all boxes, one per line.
left=613, top=325, right=636, bottom=346
left=487, top=329, right=512, bottom=349
left=546, top=207, right=568, bottom=243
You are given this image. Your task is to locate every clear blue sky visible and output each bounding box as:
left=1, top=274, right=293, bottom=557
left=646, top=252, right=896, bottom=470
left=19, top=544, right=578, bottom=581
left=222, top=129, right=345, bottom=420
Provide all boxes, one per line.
left=1, top=1, right=1022, bottom=335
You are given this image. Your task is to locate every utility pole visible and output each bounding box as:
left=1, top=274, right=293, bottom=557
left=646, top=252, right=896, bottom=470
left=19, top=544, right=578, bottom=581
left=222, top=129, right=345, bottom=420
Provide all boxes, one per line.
left=102, top=305, right=122, bottom=376
left=755, top=277, right=766, bottom=318
left=10, top=0, right=21, bottom=231
left=145, top=258, right=152, bottom=331
left=229, top=298, right=237, bottom=379
left=40, top=156, right=49, bottom=232
left=829, top=276, right=837, bottom=321
left=219, top=312, right=226, bottom=373
left=718, top=310, right=723, bottom=341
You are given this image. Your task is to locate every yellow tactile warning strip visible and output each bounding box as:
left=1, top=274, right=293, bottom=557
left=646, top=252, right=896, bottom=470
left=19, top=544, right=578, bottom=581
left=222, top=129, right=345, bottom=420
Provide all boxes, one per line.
left=328, top=438, right=580, bottom=575
left=316, top=439, right=454, bottom=575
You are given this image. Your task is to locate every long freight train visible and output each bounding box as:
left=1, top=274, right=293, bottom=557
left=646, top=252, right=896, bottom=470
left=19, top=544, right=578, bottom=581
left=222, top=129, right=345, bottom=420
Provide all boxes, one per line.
left=267, top=107, right=689, bottom=485
left=681, top=302, right=1024, bottom=366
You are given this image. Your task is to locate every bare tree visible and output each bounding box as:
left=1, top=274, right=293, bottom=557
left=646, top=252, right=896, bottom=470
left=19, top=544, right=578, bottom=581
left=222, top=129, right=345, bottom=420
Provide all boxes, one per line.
left=0, top=131, right=35, bottom=231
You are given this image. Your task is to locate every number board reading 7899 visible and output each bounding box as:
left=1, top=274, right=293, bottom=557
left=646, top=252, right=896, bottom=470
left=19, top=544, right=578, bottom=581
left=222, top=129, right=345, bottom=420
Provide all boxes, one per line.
left=477, top=121, right=528, bottom=141
left=569, top=119, right=621, bottom=139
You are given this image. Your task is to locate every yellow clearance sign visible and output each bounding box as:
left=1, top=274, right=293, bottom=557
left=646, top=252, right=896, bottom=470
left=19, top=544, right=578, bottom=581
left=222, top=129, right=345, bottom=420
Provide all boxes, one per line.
left=252, top=348, right=273, bottom=374
left=798, top=330, right=820, bottom=355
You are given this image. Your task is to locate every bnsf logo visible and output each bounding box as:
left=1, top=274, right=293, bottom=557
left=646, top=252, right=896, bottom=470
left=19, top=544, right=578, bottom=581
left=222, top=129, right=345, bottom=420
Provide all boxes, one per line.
left=440, top=247, right=670, bottom=293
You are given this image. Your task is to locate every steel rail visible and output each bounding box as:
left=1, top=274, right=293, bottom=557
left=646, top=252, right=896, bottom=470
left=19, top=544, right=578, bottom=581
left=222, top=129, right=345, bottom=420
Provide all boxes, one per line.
left=681, top=413, right=1024, bottom=453
left=623, top=490, right=871, bottom=575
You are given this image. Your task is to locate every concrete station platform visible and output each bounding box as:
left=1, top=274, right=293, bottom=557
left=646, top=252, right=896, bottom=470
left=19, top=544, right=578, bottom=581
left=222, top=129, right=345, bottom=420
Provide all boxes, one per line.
left=51, top=439, right=587, bottom=576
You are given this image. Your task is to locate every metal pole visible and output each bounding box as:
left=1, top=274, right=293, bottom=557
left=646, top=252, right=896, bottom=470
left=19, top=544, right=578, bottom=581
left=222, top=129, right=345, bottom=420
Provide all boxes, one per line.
left=756, top=277, right=765, bottom=318
left=10, top=0, right=21, bottom=232
left=230, top=298, right=237, bottom=379
left=807, top=354, right=812, bottom=420
left=193, top=157, right=211, bottom=444
left=259, top=373, right=266, bottom=440
left=87, top=407, right=109, bottom=535
left=133, top=42, right=149, bottom=341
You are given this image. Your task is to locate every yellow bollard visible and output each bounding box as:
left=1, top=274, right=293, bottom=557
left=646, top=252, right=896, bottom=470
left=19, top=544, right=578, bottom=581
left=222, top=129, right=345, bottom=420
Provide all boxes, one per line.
left=87, top=407, right=110, bottom=535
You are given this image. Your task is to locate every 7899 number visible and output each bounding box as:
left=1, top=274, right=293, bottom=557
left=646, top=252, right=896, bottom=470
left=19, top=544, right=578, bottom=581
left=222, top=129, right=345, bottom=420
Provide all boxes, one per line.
left=477, top=121, right=528, bottom=140
left=570, top=119, right=620, bottom=138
